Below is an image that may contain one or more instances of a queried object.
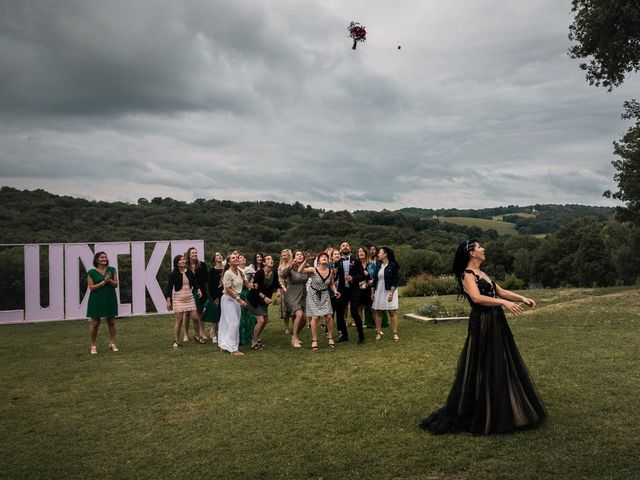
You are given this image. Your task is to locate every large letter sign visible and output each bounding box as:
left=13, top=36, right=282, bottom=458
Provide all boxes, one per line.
left=0, top=240, right=204, bottom=324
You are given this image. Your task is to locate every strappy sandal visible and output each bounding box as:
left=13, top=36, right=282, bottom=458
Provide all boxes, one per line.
left=327, top=337, right=335, bottom=349
left=90, top=345, right=98, bottom=355
left=251, top=342, right=262, bottom=350
left=172, top=341, right=180, bottom=349
left=311, top=340, right=319, bottom=352
left=393, top=333, right=399, bottom=342
left=375, top=332, right=382, bottom=341
left=108, top=343, right=119, bottom=352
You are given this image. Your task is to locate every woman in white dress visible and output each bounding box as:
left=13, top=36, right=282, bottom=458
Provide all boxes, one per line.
left=372, top=247, right=400, bottom=341
left=218, top=252, right=251, bottom=356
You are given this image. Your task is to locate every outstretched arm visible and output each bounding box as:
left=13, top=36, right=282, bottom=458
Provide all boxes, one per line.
left=495, top=284, right=536, bottom=310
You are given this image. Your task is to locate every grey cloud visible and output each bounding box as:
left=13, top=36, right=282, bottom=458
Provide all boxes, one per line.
left=0, top=0, right=632, bottom=210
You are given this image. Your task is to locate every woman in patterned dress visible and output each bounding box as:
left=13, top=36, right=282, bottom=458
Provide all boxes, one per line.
left=299, top=251, right=341, bottom=351
left=86, top=251, right=119, bottom=355
left=165, top=254, right=201, bottom=349
left=281, top=250, right=308, bottom=348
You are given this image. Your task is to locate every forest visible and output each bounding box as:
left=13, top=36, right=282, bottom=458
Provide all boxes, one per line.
left=1, top=186, right=638, bottom=311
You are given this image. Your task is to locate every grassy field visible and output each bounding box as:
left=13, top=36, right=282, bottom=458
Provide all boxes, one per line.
left=490, top=213, right=537, bottom=221
left=1, top=287, right=639, bottom=479
left=437, top=217, right=518, bottom=235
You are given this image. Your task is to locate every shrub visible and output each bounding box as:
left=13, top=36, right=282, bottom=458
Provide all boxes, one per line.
left=500, top=272, right=525, bottom=290
left=403, top=274, right=458, bottom=297
left=416, top=297, right=468, bottom=318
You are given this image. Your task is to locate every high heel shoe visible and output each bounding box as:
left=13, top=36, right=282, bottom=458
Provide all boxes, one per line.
left=327, top=337, right=335, bottom=349
left=90, top=345, right=98, bottom=355
left=393, top=333, right=399, bottom=342
left=108, top=343, right=119, bottom=352
left=311, top=340, right=319, bottom=352
left=375, top=331, right=382, bottom=341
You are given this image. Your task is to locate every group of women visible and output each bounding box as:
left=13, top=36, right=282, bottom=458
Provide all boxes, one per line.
left=86, top=239, right=546, bottom=436
left=159, top=245, right=401, bottom=355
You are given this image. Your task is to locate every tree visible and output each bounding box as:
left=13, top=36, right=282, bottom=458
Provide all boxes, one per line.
left=568, top=0, right=640, bottom=91
left=603, top=100, right=640, bottom=223
left=569, top=2, right=640, bottom=223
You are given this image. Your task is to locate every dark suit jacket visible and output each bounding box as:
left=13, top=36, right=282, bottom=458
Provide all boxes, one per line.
left=334, top=255, right=365, bottom=294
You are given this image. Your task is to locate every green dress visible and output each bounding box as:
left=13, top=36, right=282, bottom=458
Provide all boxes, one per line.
left=86, top=267, right=118, bottom=319
left=238, top=285, right=256, bottom=346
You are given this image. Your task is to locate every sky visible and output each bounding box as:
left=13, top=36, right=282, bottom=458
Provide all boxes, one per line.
left=0, top=0, right=637, bottom=211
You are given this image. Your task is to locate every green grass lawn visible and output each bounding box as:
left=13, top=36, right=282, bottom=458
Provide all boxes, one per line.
left=1, top=287, right=639, bottom=479
left=437, top=217, right=518, bottom=236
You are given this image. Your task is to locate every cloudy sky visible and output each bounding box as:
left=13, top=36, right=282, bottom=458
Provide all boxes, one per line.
left=0, top=0, right=637, bottom=211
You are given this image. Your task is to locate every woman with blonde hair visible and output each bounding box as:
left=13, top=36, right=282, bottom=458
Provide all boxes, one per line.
left=281, top=250, right=309, bottom=348
left=218, top=252, right=252, bottom=356
left=278, top=249, right=293, bottom=334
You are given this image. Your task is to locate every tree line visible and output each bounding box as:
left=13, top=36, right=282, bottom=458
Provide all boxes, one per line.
left=0, top=187, right=638, bottom=311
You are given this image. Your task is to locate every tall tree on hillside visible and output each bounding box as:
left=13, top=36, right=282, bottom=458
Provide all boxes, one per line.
left=569, top=0, right=640, bottom=223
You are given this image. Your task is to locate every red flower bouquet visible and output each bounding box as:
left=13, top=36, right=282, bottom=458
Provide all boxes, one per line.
left=348, top=21, right=367, bottom=50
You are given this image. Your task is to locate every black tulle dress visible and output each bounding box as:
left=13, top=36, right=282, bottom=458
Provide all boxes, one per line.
left=420, top=270, right=546, bottom=435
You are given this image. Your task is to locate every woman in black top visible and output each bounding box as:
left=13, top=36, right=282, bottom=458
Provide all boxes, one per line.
left=185, top=247, right=208, bottom=344
left=420, top=240, right=545, bottom=435
left=204, top=251, right=225, bottom=343
left=165, top=255, right=201, bottom=349
left=247, top=254, right=279, bottom=350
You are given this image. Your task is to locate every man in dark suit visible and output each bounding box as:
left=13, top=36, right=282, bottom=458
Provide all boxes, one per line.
left=334, top=241, right=365, bottom=344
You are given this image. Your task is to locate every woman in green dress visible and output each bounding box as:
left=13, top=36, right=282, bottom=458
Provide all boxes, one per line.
left=87, top=251, right=119, bottom=355
left=238, top=254, right=256, bottom=346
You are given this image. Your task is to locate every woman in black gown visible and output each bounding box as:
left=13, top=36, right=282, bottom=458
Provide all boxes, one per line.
left=420, top=240, right=546, bottom=435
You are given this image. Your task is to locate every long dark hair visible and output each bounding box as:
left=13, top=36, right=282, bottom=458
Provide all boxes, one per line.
left=452, top=239, right=478, bottom=295
left=171, top=255, right=185, bottom=276
left=253, top=253, right=264, bottom=270
left=379, top=246, right=399, bottom=269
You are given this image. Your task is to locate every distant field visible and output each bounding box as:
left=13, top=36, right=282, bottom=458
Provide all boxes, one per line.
left=438, top=216, right=518, bottom=235
left=491, top=212, right=537, bottom=220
